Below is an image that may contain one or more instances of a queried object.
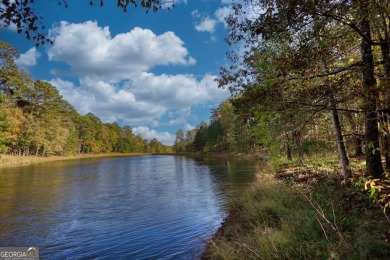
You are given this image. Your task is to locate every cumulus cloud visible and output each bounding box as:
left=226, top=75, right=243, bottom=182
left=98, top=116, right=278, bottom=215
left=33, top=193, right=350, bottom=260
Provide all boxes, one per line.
left=128, top=73, right=227, bottom=107
left=194, top=17, right=217, bottom=33
left=49, top=73, right=229, bottom=126
left=49, top=77, right=167, bottom=125
left=48, top=21, right=196, bottom=82
left=132, top=126, right=174, bottom=145
left=15, top=47, right=41, bottom=67
left=47, top=20, right=230, bottom=144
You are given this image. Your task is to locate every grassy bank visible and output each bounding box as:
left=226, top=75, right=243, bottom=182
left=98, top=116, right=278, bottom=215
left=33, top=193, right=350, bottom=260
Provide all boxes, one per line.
left=203, top=157, right=390, bottom=259
left=0, top=153, right=151, bottom=168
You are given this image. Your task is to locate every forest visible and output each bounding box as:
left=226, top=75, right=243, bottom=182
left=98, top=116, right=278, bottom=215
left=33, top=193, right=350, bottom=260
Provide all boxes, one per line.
left=172, top=0, right=390, bottom=236
left=174, top=0, right=390, bottom=181
left=182, top=1, right=390, bottom=257
left=0, top=41, right=169, bottom=156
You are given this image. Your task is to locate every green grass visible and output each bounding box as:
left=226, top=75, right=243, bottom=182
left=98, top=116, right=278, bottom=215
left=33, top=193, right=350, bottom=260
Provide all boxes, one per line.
left=203, top=172, right=390, bottom=259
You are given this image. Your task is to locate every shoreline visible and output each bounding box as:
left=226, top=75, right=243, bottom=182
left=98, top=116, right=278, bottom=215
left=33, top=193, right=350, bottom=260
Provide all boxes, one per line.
left=201, top=158, right=390, bottom=259
left=0, top=153, right=152, bottom=168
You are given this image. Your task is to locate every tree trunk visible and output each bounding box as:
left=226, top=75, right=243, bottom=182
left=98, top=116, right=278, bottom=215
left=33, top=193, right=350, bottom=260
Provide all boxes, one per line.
left=293, top=130, right=303, bottom=164
left=317, top=33, right=351, bottom=179
left=359, top=2, right=384, bottom=178
left=284, top=131, right=292, bottom=160
left=385, top=116, right=390, bottom=170
left=329, top=95, right=351, bottom=179
left=286, top=143, right=292, bottom=160
left=379, top=113, right=390, bottom=170
left=354, top=136, right=363, bottom=157
left=380, top=39, right=390, bottom=170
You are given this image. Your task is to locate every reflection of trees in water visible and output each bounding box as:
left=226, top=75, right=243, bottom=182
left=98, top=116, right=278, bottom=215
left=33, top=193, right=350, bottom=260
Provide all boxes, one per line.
left=0, top=165, right=67, bottom=241
left=191, top=156, right=263, bottom=188
left=0, top=155, right=260, bottom=258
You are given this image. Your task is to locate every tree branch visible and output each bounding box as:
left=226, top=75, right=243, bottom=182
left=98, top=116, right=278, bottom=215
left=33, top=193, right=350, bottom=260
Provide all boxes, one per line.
left=283, top=60, right=384, bottom=81
left=283, top=100, right=364, bottom=113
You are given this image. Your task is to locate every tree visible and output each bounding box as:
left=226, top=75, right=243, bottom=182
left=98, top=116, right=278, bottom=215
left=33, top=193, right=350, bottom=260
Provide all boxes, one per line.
left=121, top=126, right=135, bottom=152
left=107, top=122, right=122, bottom=152
left=0, top=0, right=176, bottom=46
left=219, top=0, right=389, bottom=178
left=0, top=41, right=27, bottom=100
left=173, top=129, right=185, bottom=153
left=193, top=122, right=208, bottom=152
left=0, top=96, right=10, bottom=152
left=214, top=100, right=236, bottom=151
left=357, top=1, right=384, bottom=177
left=3, top=106, right=26, bottom=154
left=133, top=134, right=147, bottom=152
left=148, top=138, right=165, bottom=153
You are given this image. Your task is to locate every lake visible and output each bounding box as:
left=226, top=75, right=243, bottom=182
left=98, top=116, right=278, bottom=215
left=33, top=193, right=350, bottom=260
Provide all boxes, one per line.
left=0, top=155, right=260, bottom=259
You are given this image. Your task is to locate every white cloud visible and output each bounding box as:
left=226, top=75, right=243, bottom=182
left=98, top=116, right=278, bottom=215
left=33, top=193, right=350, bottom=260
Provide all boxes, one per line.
left=2, top=22, right=17, bottom=32
left=194, top=17, right=217, bottom=33
left=132, top=126, right=174, bottom=145
left=161, top=0, right=187, bottom=9
left=221, top=0, right=232, bottom=4
left=128, top=73, right=227, bottom=108
left=48, top=21, right=195, bottom=82
left=193, top=6, right=232, bottom=40
left=167, top=107, right=192, bottom=126
left=49, top=77, right=166, bottom=125
left=49, top=73, right=229, bottom=127
left=46, top=20, right=230, bottom=145
left=15, top=47, right=41, bottom=67
left=191, top=9, right=200, bottom=18
left=184, top=123, right=195, bottom=131
left=215, top=6, right=232, bottom=27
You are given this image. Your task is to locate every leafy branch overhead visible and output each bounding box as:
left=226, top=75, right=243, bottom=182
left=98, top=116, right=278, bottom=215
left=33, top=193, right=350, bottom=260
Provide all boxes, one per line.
left=216, top=0, right=390, bottom=179
left=0, top=0, right=175, bottom=46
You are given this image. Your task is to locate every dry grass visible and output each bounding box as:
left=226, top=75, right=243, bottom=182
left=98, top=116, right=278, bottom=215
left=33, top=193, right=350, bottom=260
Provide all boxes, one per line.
left=202, top=157, right=390, bottom=259
left=0, top=153, right=150, bottom=168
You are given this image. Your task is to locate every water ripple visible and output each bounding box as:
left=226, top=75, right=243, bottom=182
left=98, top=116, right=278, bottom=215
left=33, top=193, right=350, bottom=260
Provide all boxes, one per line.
left=0, top=155, right=258, bottom=259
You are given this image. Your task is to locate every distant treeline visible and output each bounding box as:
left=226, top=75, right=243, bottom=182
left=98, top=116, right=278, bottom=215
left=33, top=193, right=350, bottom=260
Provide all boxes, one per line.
left=173, top=100, right=262, bottom=154
left=0, top=41, right=169, bottom=156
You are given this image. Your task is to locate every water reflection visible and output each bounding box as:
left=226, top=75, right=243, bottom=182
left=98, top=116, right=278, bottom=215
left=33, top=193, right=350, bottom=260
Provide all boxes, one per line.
left=0, top=155, right=259, bottom=259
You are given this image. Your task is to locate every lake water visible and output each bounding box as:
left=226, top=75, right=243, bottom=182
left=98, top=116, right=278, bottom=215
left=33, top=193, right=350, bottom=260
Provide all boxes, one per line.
left=0, top=155, right=260, bottom=259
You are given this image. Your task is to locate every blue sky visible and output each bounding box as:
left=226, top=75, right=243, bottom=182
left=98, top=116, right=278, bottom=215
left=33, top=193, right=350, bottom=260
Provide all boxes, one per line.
left=1, top=0, right=234, bottom=145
